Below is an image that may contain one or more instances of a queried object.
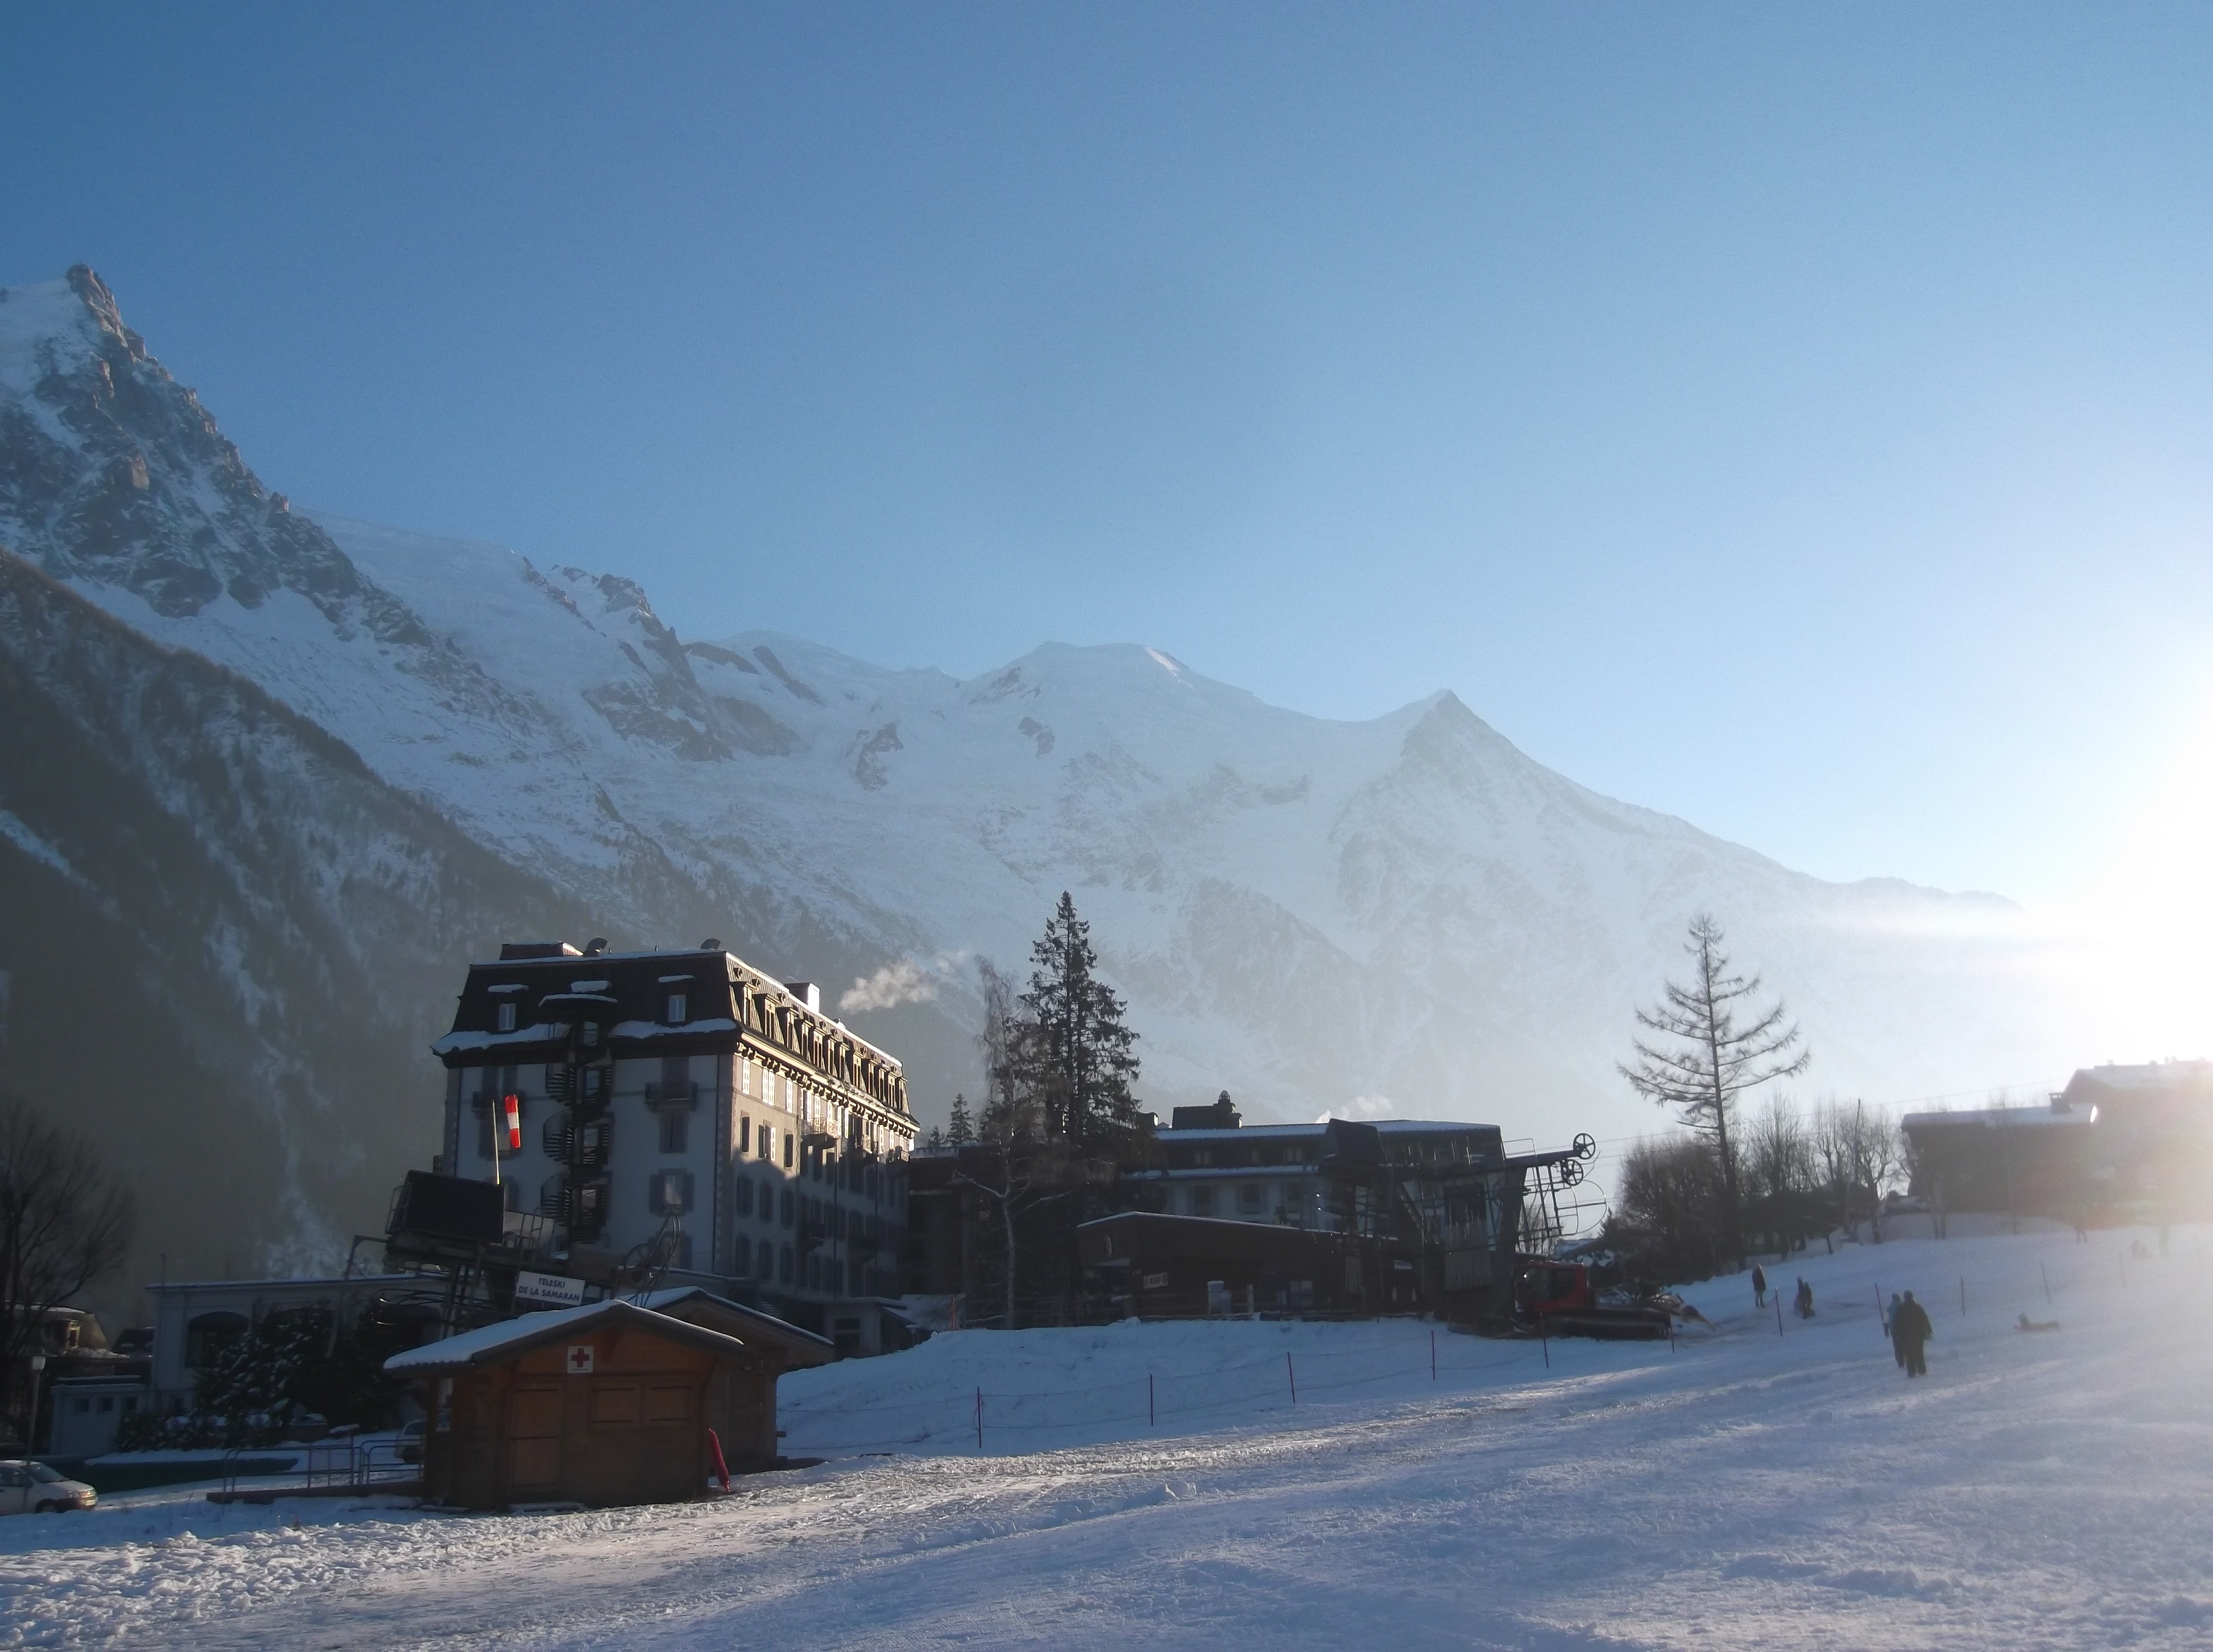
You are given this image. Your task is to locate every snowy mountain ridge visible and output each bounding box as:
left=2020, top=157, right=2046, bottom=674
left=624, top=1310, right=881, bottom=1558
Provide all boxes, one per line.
left=0, top=268, right=2075, bottom=1193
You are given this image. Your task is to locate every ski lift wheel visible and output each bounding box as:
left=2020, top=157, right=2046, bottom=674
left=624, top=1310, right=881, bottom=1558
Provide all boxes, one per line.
left=1572, top=1132, right=1597, bottom=1161
left=1560, top=1158, right=1584, bottom=1186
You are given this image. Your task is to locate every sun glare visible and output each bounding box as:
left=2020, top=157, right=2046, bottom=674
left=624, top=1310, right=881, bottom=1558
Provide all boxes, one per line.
left=2067, top=680, right=2213, bottom=1058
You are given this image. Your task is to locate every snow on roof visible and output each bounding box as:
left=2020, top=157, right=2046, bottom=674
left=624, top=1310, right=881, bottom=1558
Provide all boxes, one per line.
left=383, top=1298, right=750, bottom=1374
left=2070, top=1060, right=2213, bottom=1091
left=630, top=1287, right=834, bottom=1356
left=1901, top=1105, right=2095, bottom=1131
left=1162, top=1119, right=1496, bottom=1140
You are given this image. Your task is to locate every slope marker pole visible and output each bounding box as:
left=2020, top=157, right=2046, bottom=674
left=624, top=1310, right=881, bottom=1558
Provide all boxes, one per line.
left=1431, top=1330, right=1437, bottom=1381
left=1148, top=1373, right=1155, bottom=1428
left=2042, top=1264, right=2052, bottom=1305
left=1286, top=1352, right=1297, bottom=1405
left=974, top=1386, right=983, bottom=1452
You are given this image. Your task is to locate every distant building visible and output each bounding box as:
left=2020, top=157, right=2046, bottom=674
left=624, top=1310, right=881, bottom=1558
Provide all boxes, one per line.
left=430, top=941, right=919, bottom=1340
left=7, top=1308, right=146, bottom=1455
left=908, top=1104, right=1585, bottom=1325
left=143, top=1275, right=437, bottom=1415
left=2059, top=1060, right=2213, bottom=1214
left=1900, top=1098, right=2098, bottom=1224
left=1109, top=1114, right=1520, bottom=1314
left=1903, top=1059, right=2213, bottom=1224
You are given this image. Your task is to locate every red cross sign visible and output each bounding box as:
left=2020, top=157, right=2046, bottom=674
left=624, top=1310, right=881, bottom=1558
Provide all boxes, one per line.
left=566, top=1343, right=595, bottom=1374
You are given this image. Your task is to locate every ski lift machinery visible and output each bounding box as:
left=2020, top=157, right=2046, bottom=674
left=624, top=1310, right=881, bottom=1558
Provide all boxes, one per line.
left=1515, top=1132, right=1605, bottom=1256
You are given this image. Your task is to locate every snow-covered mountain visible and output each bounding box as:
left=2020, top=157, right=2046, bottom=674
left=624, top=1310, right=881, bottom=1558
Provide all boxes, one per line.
left=0, top=267, right=2079, bottom=1275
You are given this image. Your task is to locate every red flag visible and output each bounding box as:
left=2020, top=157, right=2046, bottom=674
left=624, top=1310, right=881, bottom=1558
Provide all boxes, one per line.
left=502, top=1093, right=522, bottom=1151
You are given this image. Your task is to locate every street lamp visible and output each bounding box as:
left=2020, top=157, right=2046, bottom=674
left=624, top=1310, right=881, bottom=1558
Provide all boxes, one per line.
left=26, top=1355, right=47, bottom=1453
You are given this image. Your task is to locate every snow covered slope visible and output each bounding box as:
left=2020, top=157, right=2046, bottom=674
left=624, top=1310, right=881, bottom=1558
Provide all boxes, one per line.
left=6, top=1226, right=2209, bottom=1649
left=0, top=267, right=2079, bottom=1178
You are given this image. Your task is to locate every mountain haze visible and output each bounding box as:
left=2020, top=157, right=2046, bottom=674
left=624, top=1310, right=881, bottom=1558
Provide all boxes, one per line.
left=0, top=268, right=2077, bottom=1288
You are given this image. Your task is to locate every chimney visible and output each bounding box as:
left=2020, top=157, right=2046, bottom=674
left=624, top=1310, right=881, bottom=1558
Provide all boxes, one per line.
left=499, top=941, right=583, bottom=960
left=785, top=981, right=821, bottom=1014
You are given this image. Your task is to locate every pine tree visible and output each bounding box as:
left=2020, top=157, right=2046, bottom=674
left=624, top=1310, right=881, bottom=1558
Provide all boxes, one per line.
left=1016, top=893, right=1142, bottom=1149
left=945, top=1093, right=974, bottom=1146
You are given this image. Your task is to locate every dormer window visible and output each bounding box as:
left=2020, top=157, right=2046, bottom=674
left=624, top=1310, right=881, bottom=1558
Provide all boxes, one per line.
left=496, top=1002, right=518, bottom=1033
left=666, top=993, right=687, bottom=1025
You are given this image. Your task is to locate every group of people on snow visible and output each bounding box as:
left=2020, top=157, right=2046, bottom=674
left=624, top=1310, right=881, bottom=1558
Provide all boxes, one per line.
left=1749, top=1263, right=1818, bottom=1321
left=1750, top=1266, right=1932, bottom=1376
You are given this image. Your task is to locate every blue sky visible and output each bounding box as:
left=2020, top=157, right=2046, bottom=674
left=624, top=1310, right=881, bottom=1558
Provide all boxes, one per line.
left=7, top=3, right=2212, bottom=919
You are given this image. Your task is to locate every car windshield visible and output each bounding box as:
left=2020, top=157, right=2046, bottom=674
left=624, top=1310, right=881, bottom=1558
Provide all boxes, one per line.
left=26, top=1462, right=63, bottom=1483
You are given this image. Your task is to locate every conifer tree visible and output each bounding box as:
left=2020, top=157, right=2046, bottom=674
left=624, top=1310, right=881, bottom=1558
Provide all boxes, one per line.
left=945, top=1093, right=974, bottom=1146
left=1016, top=892, right=1142, bottom=1149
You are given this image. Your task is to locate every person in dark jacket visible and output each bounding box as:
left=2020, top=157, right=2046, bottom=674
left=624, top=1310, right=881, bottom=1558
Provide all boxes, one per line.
left=1794, top=1276, right=1815, bottom=1319
left=1752, top=1263, right=1768, bottom=1309
left=1892, top=1290, right=1933, bottom=1377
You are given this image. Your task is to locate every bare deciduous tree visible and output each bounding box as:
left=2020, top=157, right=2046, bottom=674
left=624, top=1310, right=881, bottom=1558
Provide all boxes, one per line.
left=1620, top=915, right=1809, bottom=1269
left=1812, top=1096, right=1903, bottom=1243
left=0, top=1096, right=136, bottom=1440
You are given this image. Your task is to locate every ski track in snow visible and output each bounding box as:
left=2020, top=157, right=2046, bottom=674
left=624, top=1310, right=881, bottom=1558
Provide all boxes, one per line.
left=5, top=1228, right=2211, bottom=1649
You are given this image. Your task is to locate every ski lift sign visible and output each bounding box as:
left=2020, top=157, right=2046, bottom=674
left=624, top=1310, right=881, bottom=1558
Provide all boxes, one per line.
left=515, top=1270, right=585, bottom=1308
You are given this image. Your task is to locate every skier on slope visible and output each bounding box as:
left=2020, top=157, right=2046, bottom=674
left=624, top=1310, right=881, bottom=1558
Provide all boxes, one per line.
left=1794, top=1277, right=1815, bottom=1319
left=1892, top=1290, right=1933, bottom=1378
left=1752, top=1263, right=1768, bottom=1309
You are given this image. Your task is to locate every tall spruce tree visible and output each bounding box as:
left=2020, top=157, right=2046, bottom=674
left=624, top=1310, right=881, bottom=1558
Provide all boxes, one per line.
left=945, top=1093, right=974, bottom=1146
left=1017, top=893, right=1142, bottom=1149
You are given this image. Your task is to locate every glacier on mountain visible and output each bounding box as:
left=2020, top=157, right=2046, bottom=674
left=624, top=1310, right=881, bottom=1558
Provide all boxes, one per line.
left=0, top=265, right=2081, bottom=1240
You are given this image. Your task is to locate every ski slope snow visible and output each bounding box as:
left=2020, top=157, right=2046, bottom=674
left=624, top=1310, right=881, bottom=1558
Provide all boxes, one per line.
left=4, top=1225, right=2208, bottom=1649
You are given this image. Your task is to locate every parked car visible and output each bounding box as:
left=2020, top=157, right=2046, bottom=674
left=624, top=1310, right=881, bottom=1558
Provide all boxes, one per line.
left=351, top=1420, right=425, bottom=1467
left=0, top=1460, right=97, bottom=1514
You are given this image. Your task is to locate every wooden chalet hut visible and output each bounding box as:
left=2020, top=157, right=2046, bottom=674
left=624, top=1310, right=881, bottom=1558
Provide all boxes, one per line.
left=385, top=1297, right=831, bottom=1510
left=631, top=1286, right=837, bottom=1469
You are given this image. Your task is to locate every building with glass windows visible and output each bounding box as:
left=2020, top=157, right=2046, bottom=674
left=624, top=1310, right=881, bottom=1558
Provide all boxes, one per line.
left=431, top=939, right=918, bottom=1343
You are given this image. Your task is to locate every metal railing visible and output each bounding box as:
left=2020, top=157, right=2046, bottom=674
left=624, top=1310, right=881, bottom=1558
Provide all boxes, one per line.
left=218, top=1435, right=421, bottom=1498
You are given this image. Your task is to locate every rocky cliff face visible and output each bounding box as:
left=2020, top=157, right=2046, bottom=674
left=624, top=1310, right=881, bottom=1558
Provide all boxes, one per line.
left=0, top=268, right=2081, bottom=1287
left=0, top=548, right=590, bottom=1300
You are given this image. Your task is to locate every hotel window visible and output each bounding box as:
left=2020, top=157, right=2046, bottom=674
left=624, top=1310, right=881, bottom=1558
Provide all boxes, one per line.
left=1240, top=1183, right=1266, bottom=1216
left=780, top=1187, right=795, bottom=1227
left=783, top=1130, right=795, bottom=1169
left=658, top=1109, right=689, bottom=1154
left=1191, top=1186, right=1215, bottom=1217
left=666, top=993, right=686, bottom=1025
left=779, top=1243, right=793, bottom=1284
left=496, top=1001, right=517, bottom=1033
left=759, top=1124, right=773, bottom=1161
left=739, top=1116, right=752, bottom=1154
left=648, top=1169, right=693, bottom=1215
left=733, top=1235, right=752, bottom=1275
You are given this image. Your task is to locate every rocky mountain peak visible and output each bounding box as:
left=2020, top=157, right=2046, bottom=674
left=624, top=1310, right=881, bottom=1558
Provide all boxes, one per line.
left=63, top=264, right=145, bottom=362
